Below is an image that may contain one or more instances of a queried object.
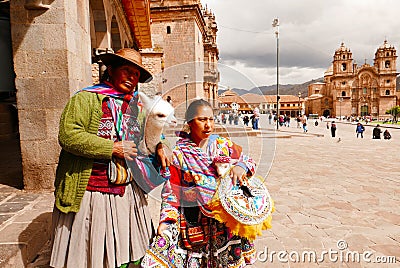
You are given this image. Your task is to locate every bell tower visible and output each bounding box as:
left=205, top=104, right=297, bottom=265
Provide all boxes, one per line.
left=374, top=39, right=397, bottom=75
left=333, top=42, right=353, bottom=76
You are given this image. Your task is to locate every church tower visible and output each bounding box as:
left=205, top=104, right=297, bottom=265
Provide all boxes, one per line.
left=374, top=39, right=397, bottom=74
left=332, top=42, right=354, bottom=76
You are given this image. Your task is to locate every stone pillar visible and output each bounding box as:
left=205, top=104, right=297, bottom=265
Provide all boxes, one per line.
left=10, top=0, right=92, bottom=190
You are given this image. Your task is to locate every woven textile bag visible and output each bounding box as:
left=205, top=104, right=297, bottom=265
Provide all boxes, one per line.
left=108, top=156, right=133, bottom=184
left=179, top=208, right=210, bottom=250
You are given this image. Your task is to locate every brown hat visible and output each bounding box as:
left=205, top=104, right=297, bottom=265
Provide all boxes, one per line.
left=99, top=48, right=153, bottom=83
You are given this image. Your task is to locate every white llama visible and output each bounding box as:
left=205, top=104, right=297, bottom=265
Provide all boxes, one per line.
left=138, top=92, right=176, bottom=155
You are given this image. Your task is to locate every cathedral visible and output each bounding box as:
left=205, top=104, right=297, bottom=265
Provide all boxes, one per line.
left=307, top=40, right=399, bottom=119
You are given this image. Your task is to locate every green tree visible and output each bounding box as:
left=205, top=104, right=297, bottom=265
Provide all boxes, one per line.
left=385, top=105, right=400, bottom=123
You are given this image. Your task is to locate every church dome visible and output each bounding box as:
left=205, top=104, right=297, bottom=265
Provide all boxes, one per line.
left=324, top=64, right=333, bottom=76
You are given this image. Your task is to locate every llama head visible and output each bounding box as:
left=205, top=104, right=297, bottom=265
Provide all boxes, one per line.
left=138, top=92, right=177, bottom=129
left=213, top=155, right=232, bottom=178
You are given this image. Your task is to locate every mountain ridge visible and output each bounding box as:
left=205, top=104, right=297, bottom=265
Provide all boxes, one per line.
left=220, top=76, right=400, bottom=96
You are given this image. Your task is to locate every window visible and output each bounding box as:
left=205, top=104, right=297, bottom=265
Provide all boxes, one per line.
left=342, top=55, right=346, bottom=59
left=363, top=88, right=367, bottom=94
left=385, top=60, right=390, bottom=68
left=341, top=63, right=347, bottom=71
left=373, top=88, right=377, bottom=93
left=341, top=91, right=346, bottom=97
left=342, top=81, right=346, bottom=85
left=385, top=90, right=390, bottom=95
left=386, top=79, right=391, bottom=84
left=166, top=26, right=171, bottom=34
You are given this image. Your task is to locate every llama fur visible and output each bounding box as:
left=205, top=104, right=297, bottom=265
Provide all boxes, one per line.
left=138, top=92, right=176, bottom=155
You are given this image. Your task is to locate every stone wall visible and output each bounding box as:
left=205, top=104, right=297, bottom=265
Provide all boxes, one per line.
left=10, top=0, right=92, bottom=190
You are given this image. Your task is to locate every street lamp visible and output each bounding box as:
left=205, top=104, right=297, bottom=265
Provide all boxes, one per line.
left=298, top=92, right=301, bottom=117
left=184, top=74, right=188, bottom=111
left=338, top=97, right=343, bottom=120
left=272, top=18, right=279, bottom=130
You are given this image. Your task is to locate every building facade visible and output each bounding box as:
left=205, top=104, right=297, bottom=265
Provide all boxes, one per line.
left=307, top=41, right=400, bottom=119
left=218, top=90, right=304, bottom=116
left=141, top=0, right=219, bottom=117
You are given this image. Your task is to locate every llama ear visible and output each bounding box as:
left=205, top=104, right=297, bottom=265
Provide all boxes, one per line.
left=138, top=92, right=152, bottom=108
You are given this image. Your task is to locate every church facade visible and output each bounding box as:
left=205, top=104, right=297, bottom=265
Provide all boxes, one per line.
left=307, top=41, right=399, bottom=119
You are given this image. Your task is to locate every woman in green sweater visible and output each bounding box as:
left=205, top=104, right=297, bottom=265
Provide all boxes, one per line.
left=50, top=48, right=170, bottom=268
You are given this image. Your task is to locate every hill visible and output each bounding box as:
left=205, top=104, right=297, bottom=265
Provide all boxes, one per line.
left=219, top=76, right=400, bottom=96
left=219, top=77, right=324, bottom=97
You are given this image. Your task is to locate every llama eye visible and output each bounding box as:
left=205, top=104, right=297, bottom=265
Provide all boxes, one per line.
left=156, top=114, right=167, bottom=118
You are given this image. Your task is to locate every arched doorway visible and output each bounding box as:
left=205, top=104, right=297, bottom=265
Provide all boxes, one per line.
left=323, top=109, right=330, bottom=117
left=0, top=1, right=23, bottom=189
left=361, top=105, right=368, bottom=116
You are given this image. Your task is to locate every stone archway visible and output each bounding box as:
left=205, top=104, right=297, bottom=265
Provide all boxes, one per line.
left=111, top=15, right=121, bottom=51
left=90, top=0, right=108, bottom=49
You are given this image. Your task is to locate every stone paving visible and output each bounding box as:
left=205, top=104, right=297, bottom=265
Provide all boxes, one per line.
left=1, top=117, right=399, bottom=267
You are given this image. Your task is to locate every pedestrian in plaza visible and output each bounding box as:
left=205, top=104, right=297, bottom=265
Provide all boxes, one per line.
left=50, top=48, right=171, bottom=268
left=330, top=121, right=337, bottom=137
left=144, top=99, right=272, bottom=267
left=252, top=107, right=260, bottom=129
left=383, top=129, right=391, bottom=140
left=243, top=115, right=250, bottom=126
left=268, top=113, right=272, bottom=124
left=166, top=95, right=173, bottom=105
left=279, top=115, right=284, bottom=127
left=233, top=112, right=239, bottom=125
left=296, top=116, right=301, bottom=128
left=326, top=121, right=330, bottom=129
left=356, top=122, right=365, bottom=138
left=303, top=122, right=308, bottom=132
left=372, top=124, right=382, bottom=139
left=228, top=112, right=234, bottom=125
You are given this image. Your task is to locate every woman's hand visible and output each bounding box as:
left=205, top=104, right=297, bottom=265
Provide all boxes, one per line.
left=157, top=222, right=170, bottom=236
left=112, top=141, right=137, bottom=161
left=230, top=165, right=246, bottom=185
left=156, top=143, right=172, bottom=169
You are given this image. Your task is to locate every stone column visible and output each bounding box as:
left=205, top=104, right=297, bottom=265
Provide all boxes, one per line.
left=10, top=0, right=92, bottom=190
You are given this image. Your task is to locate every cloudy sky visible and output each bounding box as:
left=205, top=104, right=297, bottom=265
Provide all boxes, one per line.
left=201, top=0, right=400, bottom=90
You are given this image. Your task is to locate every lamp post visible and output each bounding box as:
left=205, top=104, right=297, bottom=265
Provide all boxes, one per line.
left=338, top=97, right=343, bottom=120
left=184, top=74, right=188, bottom=111
left=298, top=92, right=301, bottom=117
left=272, top=18, right=279, bottom=130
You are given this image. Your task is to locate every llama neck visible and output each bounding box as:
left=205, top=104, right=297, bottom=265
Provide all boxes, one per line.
left=144, top=119, right=162, bottom=154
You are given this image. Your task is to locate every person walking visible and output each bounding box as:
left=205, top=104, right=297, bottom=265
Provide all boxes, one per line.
left=356, top=122, right=365, bottom=138
left=50, top=48, right=170, bottom=268
left=330, top=121, right=337, bottom=137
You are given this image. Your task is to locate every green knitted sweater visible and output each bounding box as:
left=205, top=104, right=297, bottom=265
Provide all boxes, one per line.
left=54, top=91, right=145, bottom=213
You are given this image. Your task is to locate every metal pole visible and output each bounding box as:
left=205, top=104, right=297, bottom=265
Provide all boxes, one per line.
left=184, top=75, right=188, bottom=112
left=273, top=18, right=280, bottom=130
left=185, top=82, right=188, bottom=111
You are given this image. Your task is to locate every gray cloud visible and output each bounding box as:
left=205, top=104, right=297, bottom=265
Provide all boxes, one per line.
left=202, top=0, right=400, bottom=87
